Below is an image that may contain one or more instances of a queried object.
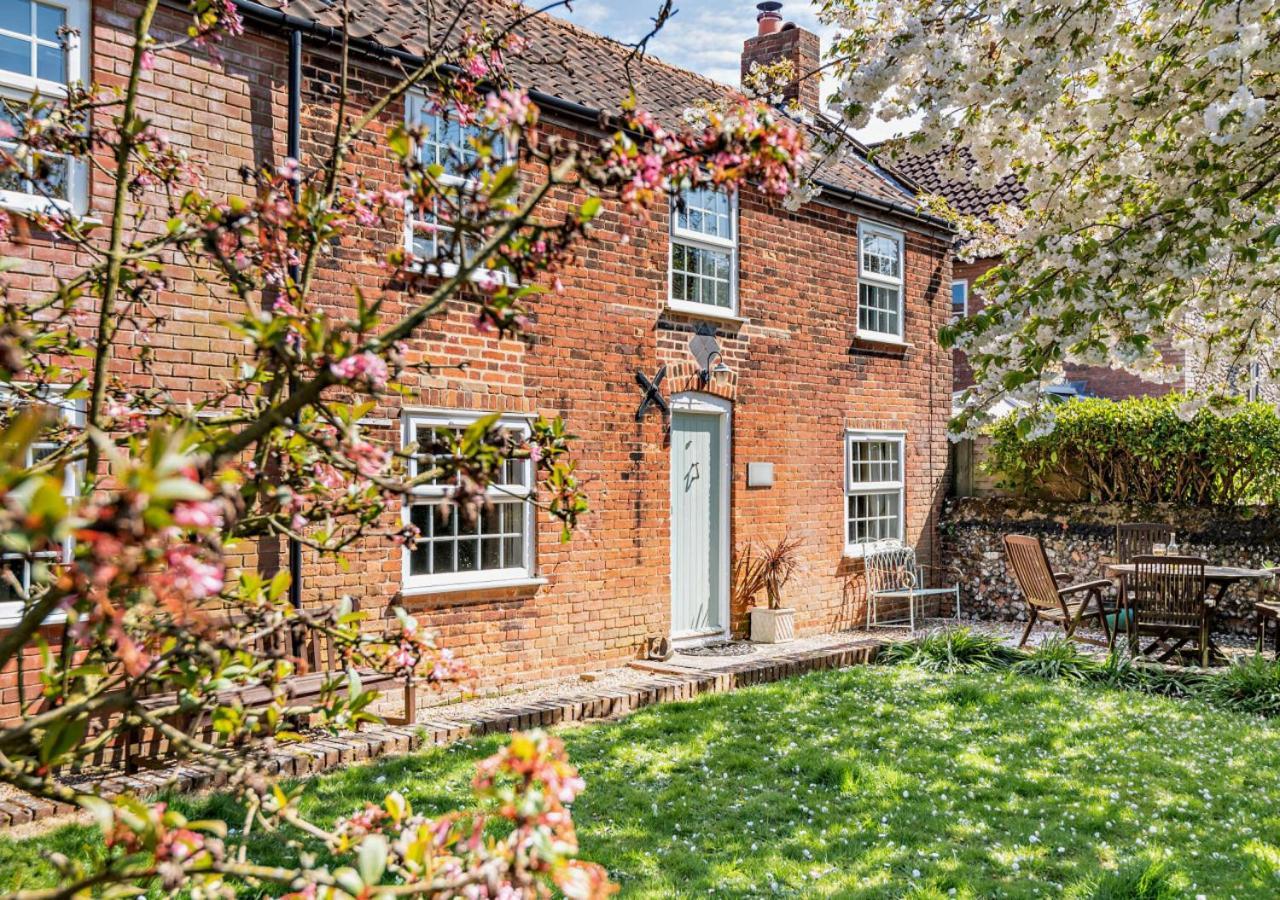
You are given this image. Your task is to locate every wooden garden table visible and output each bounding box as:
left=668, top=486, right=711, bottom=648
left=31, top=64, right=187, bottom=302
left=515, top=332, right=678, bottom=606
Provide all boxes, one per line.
left=1104, top=562, right=1274, bottom=662
left=1104, top=563, right=1274, bottom=586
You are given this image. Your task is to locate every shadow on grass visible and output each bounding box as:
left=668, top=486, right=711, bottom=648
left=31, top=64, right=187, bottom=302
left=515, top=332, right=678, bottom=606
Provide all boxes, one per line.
left=2, top=665, right=1280, bottom=898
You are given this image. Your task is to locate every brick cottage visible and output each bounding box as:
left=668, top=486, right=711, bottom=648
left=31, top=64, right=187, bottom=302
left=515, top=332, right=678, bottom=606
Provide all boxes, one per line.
left=0, top=0, right=953, bottom=719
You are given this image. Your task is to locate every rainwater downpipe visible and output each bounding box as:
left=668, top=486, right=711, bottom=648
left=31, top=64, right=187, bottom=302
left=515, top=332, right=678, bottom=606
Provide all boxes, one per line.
left=286, top=26, right=303, bottom=611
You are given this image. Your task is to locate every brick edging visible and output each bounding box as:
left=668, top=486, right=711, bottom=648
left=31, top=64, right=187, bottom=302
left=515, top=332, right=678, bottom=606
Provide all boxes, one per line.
left=0, top=637, right=882, bottom=830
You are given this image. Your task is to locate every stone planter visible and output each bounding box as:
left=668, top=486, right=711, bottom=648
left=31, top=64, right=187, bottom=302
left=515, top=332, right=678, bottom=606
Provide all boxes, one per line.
left=750, top=607, right=795, bottom=644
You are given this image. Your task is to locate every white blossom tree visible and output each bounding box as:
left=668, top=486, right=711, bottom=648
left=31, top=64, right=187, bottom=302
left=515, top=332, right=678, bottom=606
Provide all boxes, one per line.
left=824, top=0, right=1280, bottom=433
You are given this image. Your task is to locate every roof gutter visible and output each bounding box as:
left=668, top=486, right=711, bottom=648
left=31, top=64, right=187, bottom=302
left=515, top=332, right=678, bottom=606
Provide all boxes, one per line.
left=231, top=0, right=604, bottom=126
left=814, top=178, right=952, bottom=233
left=229, top=0, right=953, bottom=233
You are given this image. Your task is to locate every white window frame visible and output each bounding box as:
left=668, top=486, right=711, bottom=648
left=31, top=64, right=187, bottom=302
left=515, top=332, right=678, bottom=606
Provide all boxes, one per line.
left=843, top=429, right=906, bottom=558
left=668, top=187, right=739, bottom=319
left=403, top=92, right=513, bottom=284
left=951, top=278, right=968, bottom=321
left=0, top=0, right=90, bottom=215
left=0, top=386, right=82, bottom=627
left=400, top=408, right=538, bottom=594
left=857, top=220, right=905, bottom=342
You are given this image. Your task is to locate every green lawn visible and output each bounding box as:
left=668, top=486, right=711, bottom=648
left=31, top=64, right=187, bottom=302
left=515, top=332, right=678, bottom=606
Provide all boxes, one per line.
left=4, top=663, right=1280, bottom=897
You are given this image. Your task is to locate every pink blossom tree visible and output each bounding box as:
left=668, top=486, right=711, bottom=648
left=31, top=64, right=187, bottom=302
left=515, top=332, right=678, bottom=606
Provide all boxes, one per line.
left=0, top=0, right=808, bottom=896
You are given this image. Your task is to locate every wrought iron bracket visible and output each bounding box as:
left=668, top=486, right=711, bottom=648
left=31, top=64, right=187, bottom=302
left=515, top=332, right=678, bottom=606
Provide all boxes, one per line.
left=635, top=365, right=669, bottom=423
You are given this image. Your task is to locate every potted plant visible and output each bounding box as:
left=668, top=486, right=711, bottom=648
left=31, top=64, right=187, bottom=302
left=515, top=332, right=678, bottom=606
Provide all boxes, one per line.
left=733, top=534, right=803, bottom=643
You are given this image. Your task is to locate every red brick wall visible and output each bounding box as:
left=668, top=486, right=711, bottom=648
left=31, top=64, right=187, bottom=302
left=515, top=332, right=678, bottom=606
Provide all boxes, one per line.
left=740, top=26, right=821, bottom=114
left=952, top=257, right=1183, bottom=399
left=0, top=6, right=953, bottom=719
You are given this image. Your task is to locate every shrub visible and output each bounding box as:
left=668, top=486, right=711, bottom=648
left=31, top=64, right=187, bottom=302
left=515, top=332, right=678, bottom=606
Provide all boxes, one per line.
left=985, top=393, right=1280, bottom=504
left=879, top=627, right=1019, bottom=672
left=731, top=534, right=803, bottom=610
left=1011, top=637, right=1095, bottom=681
left=1201, top=654, right=1280, bottom=716
left=885, top=632, right=1215, bottom=705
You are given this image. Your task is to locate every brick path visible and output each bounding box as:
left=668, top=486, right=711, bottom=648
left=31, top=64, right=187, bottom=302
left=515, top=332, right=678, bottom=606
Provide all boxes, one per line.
left=0, top=634, right=883, bottom=830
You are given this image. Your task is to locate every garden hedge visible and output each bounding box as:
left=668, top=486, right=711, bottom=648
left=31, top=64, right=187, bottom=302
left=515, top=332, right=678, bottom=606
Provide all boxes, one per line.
left=985, top=394, right=1280, bottom=505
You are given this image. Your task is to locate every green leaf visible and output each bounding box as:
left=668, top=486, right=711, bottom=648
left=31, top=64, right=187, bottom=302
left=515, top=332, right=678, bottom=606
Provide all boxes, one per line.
left=578, top=196, right=603, bottom=223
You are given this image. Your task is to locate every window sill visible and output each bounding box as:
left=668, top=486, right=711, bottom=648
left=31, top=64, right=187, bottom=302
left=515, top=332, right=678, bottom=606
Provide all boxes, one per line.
left=0, top=194, right=74, bottom=218
left=843, top=540, right=902, bottom=559
left=401, top=575, right=547, bottom=599
left=0, top=609, right=67, bottom=629
left=854, top=332, right=911, bottom=349
left=664, top=301, right=748, bottom=325
left=405, top=257, right=518, bottom=288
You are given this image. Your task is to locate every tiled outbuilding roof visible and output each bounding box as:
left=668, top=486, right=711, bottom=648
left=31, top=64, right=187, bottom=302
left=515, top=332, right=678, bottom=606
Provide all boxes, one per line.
left=885, top=146, right=1025, bottom=219
left=246, top=0, right=918, bottom=206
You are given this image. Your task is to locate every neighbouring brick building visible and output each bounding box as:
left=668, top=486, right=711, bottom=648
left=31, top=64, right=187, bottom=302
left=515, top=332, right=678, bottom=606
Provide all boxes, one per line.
left=892, top=148, right=1187, bottom=400
left=0, top=0, right=954, bottom=720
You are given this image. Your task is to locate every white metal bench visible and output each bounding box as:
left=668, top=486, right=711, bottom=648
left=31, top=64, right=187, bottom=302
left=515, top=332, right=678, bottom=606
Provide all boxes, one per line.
left=864, top=543, right=960, bottom=630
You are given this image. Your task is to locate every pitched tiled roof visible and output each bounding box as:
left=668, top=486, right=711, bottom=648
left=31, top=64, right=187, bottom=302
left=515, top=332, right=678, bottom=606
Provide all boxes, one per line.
left=883, top=146, right=1025, bottom=219
left=248, top=0, right=917, bottom=206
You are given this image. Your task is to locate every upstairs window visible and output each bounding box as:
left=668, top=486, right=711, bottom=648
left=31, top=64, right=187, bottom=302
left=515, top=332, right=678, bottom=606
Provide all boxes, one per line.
left=951, top=279, right=968, bottom=321
left=402, top=410, right=535, bottom=592
left=404, top=93, right=506, bottom=272
left=857, top=221, right=904, bottom=341
left=0, top=0, right=87, bottom=212
left=669, top=187, right=737, bottom=315
left=844, top=430, right=905, bottom=556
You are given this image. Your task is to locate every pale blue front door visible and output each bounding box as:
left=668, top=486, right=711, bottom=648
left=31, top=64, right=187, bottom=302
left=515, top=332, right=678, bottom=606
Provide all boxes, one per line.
left=670, top=408, right=726, bottom=639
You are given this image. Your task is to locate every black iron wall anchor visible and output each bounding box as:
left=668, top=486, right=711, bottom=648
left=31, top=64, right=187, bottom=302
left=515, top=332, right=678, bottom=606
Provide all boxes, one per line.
left=635, top=364, right=669, bottom=423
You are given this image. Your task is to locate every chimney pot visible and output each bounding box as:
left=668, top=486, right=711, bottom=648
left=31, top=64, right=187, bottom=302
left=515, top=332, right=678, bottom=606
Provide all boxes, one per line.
left=756, top=1, right=783, bottom=35
left=741, top=2, right=822, bottom=114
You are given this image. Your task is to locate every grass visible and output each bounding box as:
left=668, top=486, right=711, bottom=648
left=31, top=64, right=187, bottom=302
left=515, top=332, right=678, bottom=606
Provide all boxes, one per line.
left=4, top=663, right=1280, bottom=897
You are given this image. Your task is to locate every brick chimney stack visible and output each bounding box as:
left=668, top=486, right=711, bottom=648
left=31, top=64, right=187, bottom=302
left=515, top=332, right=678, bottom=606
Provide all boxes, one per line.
left=740, top=1, right=821, bottom=114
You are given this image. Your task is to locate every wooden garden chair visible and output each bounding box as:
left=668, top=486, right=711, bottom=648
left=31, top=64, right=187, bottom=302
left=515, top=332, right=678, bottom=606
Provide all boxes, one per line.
left=1129, top=555, right=1213, bottom=667
left=1109, top=523, right=1178, bottom=637
left=1003, top=533, right=1114, bottom=648
left=1115, top=523, right=1176, bottom=565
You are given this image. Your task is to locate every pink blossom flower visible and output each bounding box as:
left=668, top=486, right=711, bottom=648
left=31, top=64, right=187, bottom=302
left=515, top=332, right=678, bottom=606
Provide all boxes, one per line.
left=106, top=397, right=148, bottom=433
left=172, top=500, right=221, bottom=529
left=329, top=351, right=390, bottom=388
left=140, top=50, right=156, bottom=71
left=378, top=188, right=408, bottom=207
left=343, top=439, right=389, bottom=477
left=221, top=0, right=244, bottom=36
left=474, top=270, right=504, bottom=294
left=484, top=89, right=535, bottom=130
left=276, top=157, right=300, bottom=182
left=352, top=193, right=380, bottom=226
left=390, top=646, right=416, bottom=669
left=271, top=295, right=299, bottom=316
left=312, top=463, right=344, bottom=491
left=165, top=545, right=224, bottom=600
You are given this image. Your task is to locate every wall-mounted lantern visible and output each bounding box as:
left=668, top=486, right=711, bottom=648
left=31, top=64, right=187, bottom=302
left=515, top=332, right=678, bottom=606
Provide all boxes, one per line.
left=689, top=327, right=732, bottom=386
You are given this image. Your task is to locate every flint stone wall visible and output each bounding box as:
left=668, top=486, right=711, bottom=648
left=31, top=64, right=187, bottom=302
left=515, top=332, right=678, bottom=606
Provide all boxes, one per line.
left=941, top=497, right=1280, bottom=635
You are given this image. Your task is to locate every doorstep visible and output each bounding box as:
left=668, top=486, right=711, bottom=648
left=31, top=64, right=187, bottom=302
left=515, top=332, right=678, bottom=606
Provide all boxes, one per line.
left=0, top=633, right=884, bottom=832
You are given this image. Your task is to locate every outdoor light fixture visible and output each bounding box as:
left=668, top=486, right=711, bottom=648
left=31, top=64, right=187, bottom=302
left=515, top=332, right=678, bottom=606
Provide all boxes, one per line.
left=689, top=328, right=732, bottom=385
left=699, top=351, right=732, bottom=386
